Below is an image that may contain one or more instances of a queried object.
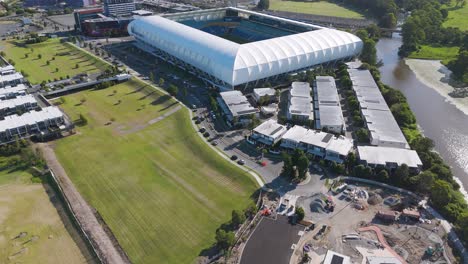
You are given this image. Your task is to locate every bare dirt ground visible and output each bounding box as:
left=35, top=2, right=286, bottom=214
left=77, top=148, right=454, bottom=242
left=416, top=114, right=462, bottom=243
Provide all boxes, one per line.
left=38, top=143, right=131, bottom=264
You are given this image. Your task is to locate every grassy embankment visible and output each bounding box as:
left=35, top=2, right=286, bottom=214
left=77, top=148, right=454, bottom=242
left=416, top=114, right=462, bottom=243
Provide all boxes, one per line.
left=268, top=0, right=364, bottom=19
left=408, top=45, right=460, bottom=65
left=54, top=78, right=258, bottom=264
left=1, top=38, right=110, bottom=84
left=0, top=157, right=95, bottom=263
left=443, top=0, right=468, bottom=31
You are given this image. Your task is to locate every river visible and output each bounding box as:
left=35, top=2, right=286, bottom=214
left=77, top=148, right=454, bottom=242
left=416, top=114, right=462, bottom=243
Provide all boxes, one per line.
left=376, top=35, right=468, bottom=198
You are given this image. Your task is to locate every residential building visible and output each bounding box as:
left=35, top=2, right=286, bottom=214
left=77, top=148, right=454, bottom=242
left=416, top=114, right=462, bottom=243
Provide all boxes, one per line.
left=0, top=84, right=27, bottom=100
left=0, top=95, right=37, bottom=117
left=287, top=82, right=314, bottom=122
left=357, top=146, right=422, bottom=172
left=251, top=119, right=287, bottom=146
left=314, top=76, right=345, bottom=134
left=217, top=90, right=258, bottom=126
left=0, top=106, right=65, bottom=143
left=0, top=70, right=24, bottom=88
left=281, top=125, right=352, bottom=163
left=253, top=88, right=277, bottom=104
left=104, top=0, right=136, bottom=17
left=348, top=69, right=409, bottom=149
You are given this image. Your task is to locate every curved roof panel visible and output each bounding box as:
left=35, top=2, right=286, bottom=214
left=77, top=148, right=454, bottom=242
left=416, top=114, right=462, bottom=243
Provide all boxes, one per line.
left=128, top=9, right=363, bottom=87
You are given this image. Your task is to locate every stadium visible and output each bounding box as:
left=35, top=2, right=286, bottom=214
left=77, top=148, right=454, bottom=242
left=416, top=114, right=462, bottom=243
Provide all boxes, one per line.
left=128, top=7, right=363, bottom=89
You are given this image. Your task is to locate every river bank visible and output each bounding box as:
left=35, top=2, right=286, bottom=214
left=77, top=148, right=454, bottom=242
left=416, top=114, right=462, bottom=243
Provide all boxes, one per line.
left=376, top=36, right=468, bottom=202
left=405, top=59, right=468, bottom=116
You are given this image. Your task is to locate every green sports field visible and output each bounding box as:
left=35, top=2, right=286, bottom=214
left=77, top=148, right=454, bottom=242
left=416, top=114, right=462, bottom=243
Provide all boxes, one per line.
left=54, top=79, right=258, bottom=263
left=269, top=0, right=364, bottom=19
left=1, top=38, right=110, bottom=84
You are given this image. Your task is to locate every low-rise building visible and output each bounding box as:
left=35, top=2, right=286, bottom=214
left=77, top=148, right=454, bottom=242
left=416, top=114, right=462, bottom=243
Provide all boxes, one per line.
left=357, top=146, right=422, bottom=172
left=0, top=84, right=28, bottom=100
left=314, top=76, right=345, bottom=134
left=0, top=95, right=37, bottom=117
left=251, top=119, right=287, bottom=146
left=253, top=88, right=277, bottom=104
left=287, top=82, right=313, bottom=122
left=217, top=90, right=258, bottom=126
left=0, top=71, right=24, bottom=88
left=402, top=208, right=420, bottom=220
left=0, top=106, right=65, bottom=143
left=376, top=210, right=399, bottom=222
left=281, top=125, right=352, bottom=163
left=348, top=69, right=409, bottom=149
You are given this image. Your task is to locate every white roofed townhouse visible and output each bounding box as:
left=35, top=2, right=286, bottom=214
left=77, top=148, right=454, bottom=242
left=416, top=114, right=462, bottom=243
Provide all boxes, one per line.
left=0, top=106, right=65, bottom=143
left=313, top=76, right=345, bottom=134
left=251, top=119, right=287, bottom=146
left=357, top=146, right=423, bottom=173
left=280, top=125, right=352, bottom=163
left=287, top=82, right=314, bottom=124
left=217, top=90, right=258, bottom=126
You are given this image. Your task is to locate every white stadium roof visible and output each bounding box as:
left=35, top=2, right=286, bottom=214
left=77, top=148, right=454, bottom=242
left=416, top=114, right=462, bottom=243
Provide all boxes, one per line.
left=128, top=8, right=363, bottom=87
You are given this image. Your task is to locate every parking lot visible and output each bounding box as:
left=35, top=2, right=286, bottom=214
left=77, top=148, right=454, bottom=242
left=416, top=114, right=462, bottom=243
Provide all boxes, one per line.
left=240, top=215, right=305, bottom=264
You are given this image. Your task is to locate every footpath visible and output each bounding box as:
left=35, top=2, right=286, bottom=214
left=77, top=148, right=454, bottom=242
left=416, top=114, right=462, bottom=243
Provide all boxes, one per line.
left=38, top=143, right=130, bottom=264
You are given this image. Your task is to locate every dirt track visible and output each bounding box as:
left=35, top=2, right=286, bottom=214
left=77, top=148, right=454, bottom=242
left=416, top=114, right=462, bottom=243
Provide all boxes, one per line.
left=38, top=143, right=131, bottom=264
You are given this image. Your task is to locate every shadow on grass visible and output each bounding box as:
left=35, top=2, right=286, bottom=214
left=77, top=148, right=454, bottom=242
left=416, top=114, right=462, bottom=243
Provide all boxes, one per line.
left=158, top=101, right=178, bottom=112
left=149, top=94, right=171, bottom=105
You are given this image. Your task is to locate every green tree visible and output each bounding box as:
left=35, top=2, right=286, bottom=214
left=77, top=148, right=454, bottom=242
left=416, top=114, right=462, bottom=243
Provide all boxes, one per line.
left=282, top=152, right=294, bottom=177
left=257, top=0, right=270, bottom=10
left=296, top=154, right=309, bottom=180
left=158, top=78, right=165, bottom=87
left=377, top=169, right=389, bottom=182
left=231, top=210, right=246, bottom=228
left=355, top=128, right=369, bottom=143
left=295, top=207, right=305, bottom=221
left=167, top=85, right=178, bottom=96
left=215, top=229, right=235, bottom=250
left=209, top=96, right=218, bottom=112
left=431, top=180, right=453, bottom=208
left=37, top=54, right=42, bottom=59
left=360, top=38, right=377, bottom=65
left=410, top=171, right=435, bottom=193
left=394, top=164, right=410, bottom=186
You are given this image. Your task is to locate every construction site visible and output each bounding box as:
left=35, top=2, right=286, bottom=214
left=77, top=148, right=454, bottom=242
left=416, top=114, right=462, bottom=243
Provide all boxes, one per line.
left=288, top=180, right=457, bottom=264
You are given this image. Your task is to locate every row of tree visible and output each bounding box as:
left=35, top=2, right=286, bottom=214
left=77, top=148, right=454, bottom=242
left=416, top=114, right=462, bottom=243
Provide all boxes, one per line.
left=338, top=0, right=398, bottom=28
left=215, top=203, right=258, bottom=253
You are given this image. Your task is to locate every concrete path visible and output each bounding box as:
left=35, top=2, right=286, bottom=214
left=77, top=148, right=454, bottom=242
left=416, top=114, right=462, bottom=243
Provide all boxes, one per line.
left=39, top=143, right=130, bottom=264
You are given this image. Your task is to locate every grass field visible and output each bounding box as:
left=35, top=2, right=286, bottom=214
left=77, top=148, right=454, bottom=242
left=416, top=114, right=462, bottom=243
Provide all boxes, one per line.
left=54, top=79, right=258, bottom=263
left=1, top=38, right=110, bottom=84
left=443, top=1, right=468, bottom=31
left=0, top=157, right=95, bottom=264
left=408, top=45, right=460, bottom=64
left=269, top=0, right=364, bottom=19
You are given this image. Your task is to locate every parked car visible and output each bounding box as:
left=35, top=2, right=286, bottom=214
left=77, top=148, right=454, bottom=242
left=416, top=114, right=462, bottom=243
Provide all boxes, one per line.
left=199, top=127, right=206, bottom=133
left=203, top=132, right=210, bottom=137
left=231, top=155, right=238, bottom=160
left=211, top=141, right=218, bottom=146
left=237, top=159, right=245, bottom=165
